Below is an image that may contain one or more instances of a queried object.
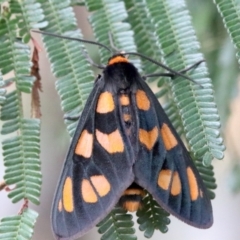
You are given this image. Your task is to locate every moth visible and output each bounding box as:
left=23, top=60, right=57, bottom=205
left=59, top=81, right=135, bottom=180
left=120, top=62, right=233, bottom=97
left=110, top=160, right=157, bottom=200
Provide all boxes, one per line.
left=34, top=31, right=213, bottom=240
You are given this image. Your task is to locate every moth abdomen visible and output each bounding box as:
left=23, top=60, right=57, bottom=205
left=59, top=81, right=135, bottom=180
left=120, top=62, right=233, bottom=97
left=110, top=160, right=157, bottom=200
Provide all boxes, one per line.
left=119, top=183, right=146, bottom=212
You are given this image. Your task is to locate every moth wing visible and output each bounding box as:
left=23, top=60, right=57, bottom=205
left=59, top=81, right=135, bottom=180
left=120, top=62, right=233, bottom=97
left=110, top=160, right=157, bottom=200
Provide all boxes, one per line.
left=133, top=79, right=213, bottom=228
left=52, top=78, right=134, bottom=239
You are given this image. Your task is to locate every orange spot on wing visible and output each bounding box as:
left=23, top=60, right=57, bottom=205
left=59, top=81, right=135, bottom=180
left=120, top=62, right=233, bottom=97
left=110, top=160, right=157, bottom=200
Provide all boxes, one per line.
left=90, top=175, right=111, bottom=197
left=75, top=130, right=93, bottom=158
left=120, top=94, right=130, bottom=106
left=108, top=55, right=129, bottom=65
left=187, top=167, right=199, bottom=201
left=171, top=172, right=181, bottom=196
left=139, top=126, right=158, bottom=150
left=63, top=177, right=74, bottom=212
left=96, top=92, right=115, bottom=114
left=123, top=201, right=142, bottom=212
left=58, top=199, right=62, bottom=212
left=160, top=123, right=178, bottom=150
left=158, top=170, right=181, bottom=196
left=81, top=179, right=98, bottom=203
left=96, top=129, right=124, bottom=153
left=158, top=169, right=172, bottom=190
left=123, top=114, right=131, bottom=122
left=136, top=90, right=150, bottom=111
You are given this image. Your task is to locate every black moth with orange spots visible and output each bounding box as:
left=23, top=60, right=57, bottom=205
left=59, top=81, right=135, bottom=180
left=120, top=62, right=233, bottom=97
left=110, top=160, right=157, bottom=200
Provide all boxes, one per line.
left=51, top=53, right=213, bottom=239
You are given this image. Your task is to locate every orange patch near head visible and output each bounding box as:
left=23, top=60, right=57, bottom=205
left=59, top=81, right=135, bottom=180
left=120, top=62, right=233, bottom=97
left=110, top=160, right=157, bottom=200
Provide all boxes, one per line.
left=63, top=177, right=74, bottom=212
left=187, top=167, right=199, bottom=201
left=96, top=129, right=124, bottom=153
left=171, top=172, right=181, bottom=196
left=123, top=201, right=142, bottom=212
left=160, top=123, right=178, bottom=150
left=81, top=179, right=98, bottom=203
left=90, top=175, right=111, bottom=197
left=119, top=94, right=130, bottom=106
left=158, top=169, right=172, bottom=190
left=136, top=90, right=150, bottom=111
left=58, top=199, right=62, bottom=212
left=96, top=92, right=115, bottom=114
left=139, top=126, right=158, bottom=150
left=108, top=55, right=129, bottom=65
left=75, top=130, right=93, bottom=158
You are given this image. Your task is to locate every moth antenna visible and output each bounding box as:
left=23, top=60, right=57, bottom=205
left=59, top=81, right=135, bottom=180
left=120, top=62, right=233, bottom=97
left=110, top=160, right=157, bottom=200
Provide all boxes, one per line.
left=32, top=30, right=202, bottom=86
left=32, top=30, right=113, bottom=54
left=81, top=49, right=106, bottom=69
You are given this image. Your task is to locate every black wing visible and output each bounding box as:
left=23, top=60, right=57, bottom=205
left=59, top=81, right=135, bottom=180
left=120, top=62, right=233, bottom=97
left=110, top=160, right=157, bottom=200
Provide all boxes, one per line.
left=51, top=76, right=134, bottom=239
left=133, top=79, right=213, bottom=228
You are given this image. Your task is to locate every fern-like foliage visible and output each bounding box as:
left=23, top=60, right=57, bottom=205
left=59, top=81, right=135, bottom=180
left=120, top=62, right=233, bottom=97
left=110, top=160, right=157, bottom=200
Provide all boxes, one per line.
left=0, top=18, right=35, bottom=92
left=97, top=207, right=137, bottom=240
left=0, top=208, right=38, bottom=240
left=9, top=0, right=47, bottom=43
left=124, top=0, right=163, bottom=80
left=38, top=0, right=94, bottom=136
left=2, top=117, right=41, bottom=204
left=136, top=193, right=170, bottom=238
left=213, top=0, right=240, bottom=62
left=0, top=3, right=43, bottom=239
left=0, top=15, right=41, bottom=205
left=212, top=0, right=240, bottom=125
left=85, top=0, right=141, bottom=70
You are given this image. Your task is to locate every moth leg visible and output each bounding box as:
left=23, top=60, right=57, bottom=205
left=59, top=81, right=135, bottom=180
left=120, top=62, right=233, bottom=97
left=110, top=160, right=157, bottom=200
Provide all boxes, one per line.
left=143, top=60, right=204, bottom=88
left=143, top=59, right=205, bottom=80
left=179, top=60, right=205, bottom=74
left=81, top=49, right=106, bottom=69
left=142, top=73, right=175, bottom=80
left=64, top=115, right=80, bottom=121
